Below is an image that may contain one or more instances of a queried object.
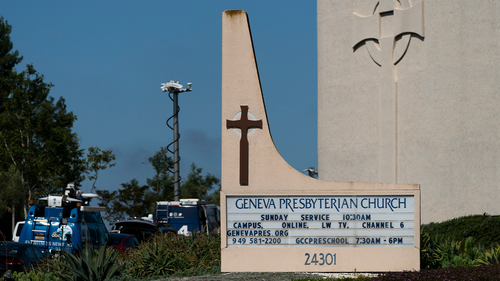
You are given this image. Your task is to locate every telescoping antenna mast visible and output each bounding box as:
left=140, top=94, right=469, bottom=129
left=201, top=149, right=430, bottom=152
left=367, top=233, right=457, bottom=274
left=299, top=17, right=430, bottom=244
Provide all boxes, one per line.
left=161, top=80, right=192, bottom=201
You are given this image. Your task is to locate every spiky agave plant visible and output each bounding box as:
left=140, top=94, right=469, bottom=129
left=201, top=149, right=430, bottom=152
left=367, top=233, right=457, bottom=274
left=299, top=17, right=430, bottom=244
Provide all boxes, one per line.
left=56, top=245, right=123, bottom=281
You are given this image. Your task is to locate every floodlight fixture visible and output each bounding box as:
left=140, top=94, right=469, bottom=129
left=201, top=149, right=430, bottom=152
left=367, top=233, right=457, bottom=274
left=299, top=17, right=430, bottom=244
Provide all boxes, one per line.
left=161, top=80, right=192, bottom=93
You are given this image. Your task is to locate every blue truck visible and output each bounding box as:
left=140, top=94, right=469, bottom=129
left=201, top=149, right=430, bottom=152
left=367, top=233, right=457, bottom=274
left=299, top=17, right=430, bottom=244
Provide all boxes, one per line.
left=154, top=199, right=220, bottom=237
left=18, top=184, right=109, bottom=255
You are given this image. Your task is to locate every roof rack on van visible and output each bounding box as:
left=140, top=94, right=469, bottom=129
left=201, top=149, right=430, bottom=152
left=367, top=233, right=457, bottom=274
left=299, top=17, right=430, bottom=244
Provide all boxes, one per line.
left=157, top=198, right=214, bottom=206
left=38, top=184, right=102, bottom=208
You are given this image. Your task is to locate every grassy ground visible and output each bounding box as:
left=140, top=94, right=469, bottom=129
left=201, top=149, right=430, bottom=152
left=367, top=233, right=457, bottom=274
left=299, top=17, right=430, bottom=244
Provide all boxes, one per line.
left=155, top=272, right=327, bottom=281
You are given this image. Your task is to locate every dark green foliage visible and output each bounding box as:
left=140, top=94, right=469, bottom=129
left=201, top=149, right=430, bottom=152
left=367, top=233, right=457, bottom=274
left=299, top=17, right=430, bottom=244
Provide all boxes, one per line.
left=98, top=148, right=221, bottom=223
left=420, top=231, right=443, bottom=269
left=55, top=245, right=124, bottom=281
left=34, top=246, right=123, bottom=280
left=0, top=16, right=22, bottom=76
left=421, top=214, right=500, bottom=269
left=421, top=214, right=500, bottom=249
left=421, top=236, right=500, bottom=269
left=181, top=163, right=220, bottom=200
left=207, top=185, right=221, bottom=206
left=0, top=165, right=23, bottom=219
left=11, top=271, right=62, bottom=281
left=34, top=255, right=71, bottom=277
left=96, top=178, right=156, bottom=222
left=145, top=147, right=220, bottom=202
left=433, top=237, right=487, bottom=267
left=0, top=15, right=22, bottom=119
left=124, top=231, right=221, bottom=279
left=145, top=146, right=174, bottom=201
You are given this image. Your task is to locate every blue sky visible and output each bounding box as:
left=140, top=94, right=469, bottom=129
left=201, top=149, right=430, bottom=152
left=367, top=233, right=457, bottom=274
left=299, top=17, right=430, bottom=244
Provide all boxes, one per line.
left=1, top=1, right=317, bottom=196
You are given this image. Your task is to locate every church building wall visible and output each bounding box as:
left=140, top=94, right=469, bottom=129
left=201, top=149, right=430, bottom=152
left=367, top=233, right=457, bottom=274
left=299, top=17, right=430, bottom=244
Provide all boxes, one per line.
left=318, top=0, right=500, bottom=223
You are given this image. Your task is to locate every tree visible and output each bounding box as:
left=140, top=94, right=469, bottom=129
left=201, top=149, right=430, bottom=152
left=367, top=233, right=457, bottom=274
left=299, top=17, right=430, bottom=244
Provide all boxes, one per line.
left=85, top=146, right=116, bottom=193
left=145, top=148, right=220, bottom=202
left=0, top=64, right=85, bottom=214
left=144, top=146, right=174, bottom=201
left=97, top=149, right=221, bottom=224
left=96, top=179, right=156, bottom=223
left=0, top=16, right=22, bottom=116
left=181, top=163, right=220, bottom=200
left=207, top=185, right=221, bottom=206
left=0, top=17, right=85, bottom=216
left=0, top=165, right=23, bottom=232
left=0, top=16, right=22, bottom=75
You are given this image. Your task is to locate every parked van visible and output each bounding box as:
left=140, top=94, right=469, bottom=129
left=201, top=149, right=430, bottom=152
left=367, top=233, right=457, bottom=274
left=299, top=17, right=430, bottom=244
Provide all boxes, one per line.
left=18, top=184, right=108, bottom=255
left=154, top=198, right=220, bottom=236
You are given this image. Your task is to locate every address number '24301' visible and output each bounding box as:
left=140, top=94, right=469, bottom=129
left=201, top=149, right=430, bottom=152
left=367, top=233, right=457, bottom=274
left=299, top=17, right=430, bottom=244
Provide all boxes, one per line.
left=304, top=253, right=336, bottom=265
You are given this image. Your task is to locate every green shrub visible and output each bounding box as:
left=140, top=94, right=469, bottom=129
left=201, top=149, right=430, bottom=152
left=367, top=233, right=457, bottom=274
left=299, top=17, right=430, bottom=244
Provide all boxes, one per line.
left=421, top=216, right=500, bottom=269
left=11, top=271, right=62, bottom=281
left=420, top=231, right=444, bottom=269
left=478, top=244, right=500, bottom=265
left=432, top=237, right=486, bottom=267
left=124, top=232, right=221, bottom=279
left=34, top=255, right=72, bottom=277
left=54, top=245, right=124, bottom=281
left=421, top=214, right=500, bottom=249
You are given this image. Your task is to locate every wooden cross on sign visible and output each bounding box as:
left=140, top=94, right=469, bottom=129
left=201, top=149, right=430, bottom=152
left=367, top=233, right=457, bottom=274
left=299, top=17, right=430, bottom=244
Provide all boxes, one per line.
left=226, top=105, right=262, bottom=185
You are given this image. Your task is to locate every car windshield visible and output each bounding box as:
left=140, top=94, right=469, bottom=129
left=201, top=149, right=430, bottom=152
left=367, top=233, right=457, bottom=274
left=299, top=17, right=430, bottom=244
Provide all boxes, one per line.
left=82, top=211, right=104, bottom=223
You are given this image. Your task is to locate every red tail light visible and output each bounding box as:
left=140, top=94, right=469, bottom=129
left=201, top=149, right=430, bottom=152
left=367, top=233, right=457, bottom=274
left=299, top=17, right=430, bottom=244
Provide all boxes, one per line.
left=1, top=258, right=25, bottom=265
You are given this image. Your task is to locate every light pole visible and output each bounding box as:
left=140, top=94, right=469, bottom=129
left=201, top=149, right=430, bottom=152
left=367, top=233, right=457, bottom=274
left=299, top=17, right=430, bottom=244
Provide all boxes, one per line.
left=161, top=80, right=192, bottom=201
left=303, top=167, right=318, bottom=179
